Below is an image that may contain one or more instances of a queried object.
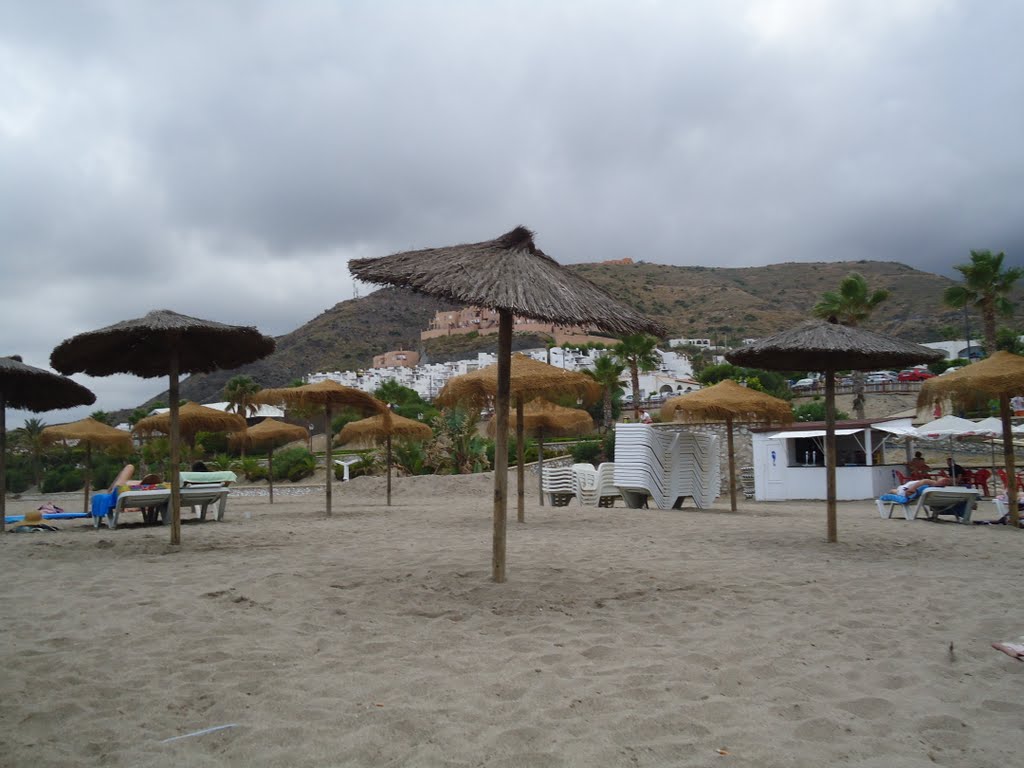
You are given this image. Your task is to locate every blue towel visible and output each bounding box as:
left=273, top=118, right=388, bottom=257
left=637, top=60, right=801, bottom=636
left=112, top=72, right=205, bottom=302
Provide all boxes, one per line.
left=90, top=487, right=120, bottom=519
left=5, top=512, right=91, bottom=524
left=879, top=487, right=927, bottom=505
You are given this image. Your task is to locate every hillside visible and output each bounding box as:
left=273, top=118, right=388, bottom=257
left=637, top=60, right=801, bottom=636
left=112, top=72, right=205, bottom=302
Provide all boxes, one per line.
left=154, top=259, right=998, bottom=407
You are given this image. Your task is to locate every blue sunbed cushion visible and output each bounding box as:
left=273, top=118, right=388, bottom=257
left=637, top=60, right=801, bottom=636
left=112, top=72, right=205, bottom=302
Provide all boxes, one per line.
left=879, top=486, right=928, bottom=505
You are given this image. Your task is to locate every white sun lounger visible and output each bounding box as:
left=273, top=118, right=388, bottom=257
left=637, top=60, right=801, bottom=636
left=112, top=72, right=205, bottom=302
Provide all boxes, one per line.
left=99, top=488, right=172, bottom=530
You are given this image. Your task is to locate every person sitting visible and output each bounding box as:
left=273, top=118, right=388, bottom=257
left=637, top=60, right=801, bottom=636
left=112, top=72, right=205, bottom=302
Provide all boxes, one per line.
left=887, top=476, right=951, bottom=499
left=639, top=408, right=653, bottom=424
left=907, top=452, right=930, bottom=477
left=191, top=461, right=208, bottom=472
left=946, top=458, right=967, bottom=483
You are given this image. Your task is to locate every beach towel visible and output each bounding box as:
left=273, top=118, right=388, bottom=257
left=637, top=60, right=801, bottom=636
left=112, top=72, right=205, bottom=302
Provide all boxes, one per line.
left=878, top=486, right=928, bottom=505
left=992, top=639, right=1024, bottom=661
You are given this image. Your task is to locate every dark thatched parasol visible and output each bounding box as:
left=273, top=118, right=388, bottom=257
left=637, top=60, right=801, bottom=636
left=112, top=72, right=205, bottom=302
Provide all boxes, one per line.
left=726, top=320, right=942, bottom=542
left=918, top=351, right=1024, bottom=526
left=0, top=355, right=96, bottom=531
left=437, top=354, right=601, bottom=518
left=661, top=379, right=793, bottom=512
left=231, top=418, right=309, bottom=504
left=41, top=418, right=133, bottom=517
left=487, top=397, right=595, bottom=506
left=351, top=227, right=663, bottom=582
left=252, top=381, right=388, bottom=517
left=50, top=310, right=275, bottom=545
left=335, top=413, right=433, bottom=507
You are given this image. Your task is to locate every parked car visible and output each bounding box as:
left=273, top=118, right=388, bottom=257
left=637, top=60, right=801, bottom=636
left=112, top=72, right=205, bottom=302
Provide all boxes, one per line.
left=791, top=378, right=817, bottom=392
left=865, top=371, right=898, bottom=384
left=897, top=368, right=936, bottom=382
left=940, top=366, right=961, bottom=376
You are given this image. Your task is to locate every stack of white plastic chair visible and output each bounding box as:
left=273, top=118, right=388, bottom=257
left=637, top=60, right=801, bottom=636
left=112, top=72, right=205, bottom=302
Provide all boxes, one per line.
left=541, top=465, right=576, bottom=506
left=575, top=462, right=621, bottom=507
left=613, top=424, right=720, bottom=509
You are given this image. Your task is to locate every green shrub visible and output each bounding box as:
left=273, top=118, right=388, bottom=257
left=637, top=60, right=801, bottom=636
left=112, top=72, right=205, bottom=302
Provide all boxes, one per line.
left=239, top=457, right=267, bottom=481
left=272, top=447, right=316, bottom=482
left=570, top=441, right=602, bottom=465
left=4, top=464, right=32, bottom=494
left=42, top=466, right=84, bottom=493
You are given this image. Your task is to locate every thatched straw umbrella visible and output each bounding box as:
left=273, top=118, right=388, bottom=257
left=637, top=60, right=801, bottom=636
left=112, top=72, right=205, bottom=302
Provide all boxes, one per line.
left=436, top=354, right=601, bottom=517
left=726, top=320, right=942, bottom=542
left=41, top=418, right=133, bottom=517
left=134, top=401, right=247, bottom=446
left=919, top=351, right=1024, bottom=526
left=231, top=418, right=309, bottom=504
left=252, top=381, right=388, bottom=517
left=488, top=397, right=595, bottom=504
left=661, top=379, right=793, bottom=512
left=351, top=227, right=663, bottom=582
left=335, top=413, right=432, bottom=506
left=0, top=355, right=95, bottom=531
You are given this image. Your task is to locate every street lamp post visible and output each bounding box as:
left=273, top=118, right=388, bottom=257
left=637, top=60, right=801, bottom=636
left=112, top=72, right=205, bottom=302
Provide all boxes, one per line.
left=963, top=306, right=973, bottom=362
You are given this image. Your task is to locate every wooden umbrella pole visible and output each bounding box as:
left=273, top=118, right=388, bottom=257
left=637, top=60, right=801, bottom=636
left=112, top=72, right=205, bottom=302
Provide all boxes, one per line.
left=726, top=416, right=737, bottom=512
left=999, top=394, right=1019, bottom=527
left=168, top=349, right=182, bottom=545
left=268, top=449, right=274, bottom=504
left=0, top=394, right=6, bottom=532
left=492, top=309, right=512, bottom=583
left=324, top=404, right=333, bottom=517
left=516, top=394, right=525, bottom=523
left=824, top=370, right=837, bottom=543
left=83, top=443, right=91, bottom=519
left=386, top=431, right=392, bottom=507
left=537, top=432, right=545, bottom=506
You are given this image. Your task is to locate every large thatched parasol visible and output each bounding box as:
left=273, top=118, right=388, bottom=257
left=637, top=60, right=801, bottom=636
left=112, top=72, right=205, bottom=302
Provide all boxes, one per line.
left=134, top=402, right=247, bottom=445
left=726, top=320, right=942, bottom=542
left=231, top=418, right=309, bottom=504
left=437, top=354, right=601, bottom=518
left=0, top=355, right=96, bottom=531
left=487, top=397, right=595, bottom=505
left=351, top=227, right=663, bottom=582
left=41, top=417, right=133, bottom=517
left=252, top=381, right=388, bottom=516
left=661, top=379, right=793, bottom=512
left=335, top=413, right=432, bottom=506
left=51, top=309, right=275, bottom=545
left=919, top=351, right=1024, bottom=526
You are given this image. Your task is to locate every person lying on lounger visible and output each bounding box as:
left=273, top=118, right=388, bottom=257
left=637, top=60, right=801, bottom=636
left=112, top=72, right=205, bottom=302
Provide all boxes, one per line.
left=887, top=476, right=951, bottom=497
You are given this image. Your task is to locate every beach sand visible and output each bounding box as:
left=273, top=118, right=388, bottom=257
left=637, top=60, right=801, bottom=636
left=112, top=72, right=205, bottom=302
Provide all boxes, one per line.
left=2, top=473, right=1023, bottom=767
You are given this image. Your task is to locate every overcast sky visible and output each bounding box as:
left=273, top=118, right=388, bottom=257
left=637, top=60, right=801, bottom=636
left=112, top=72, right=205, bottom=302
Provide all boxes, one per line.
left=3, top=0, right=1023, bottom=428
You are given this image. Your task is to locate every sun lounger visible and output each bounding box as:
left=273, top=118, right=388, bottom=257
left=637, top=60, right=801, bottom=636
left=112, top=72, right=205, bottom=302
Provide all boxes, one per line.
left=176, top=485, right=232, bottom=523
left=913, top=487, right=981, bottom=523
left=100, top=488, right=172, bottom=529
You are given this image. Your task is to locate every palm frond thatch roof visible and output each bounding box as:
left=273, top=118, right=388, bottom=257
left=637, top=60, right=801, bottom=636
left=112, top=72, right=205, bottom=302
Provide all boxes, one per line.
left=232, top=418, right=309, bottom=450
left=134, top=402, right=246, bottom=437
left=0, top=355, right=96, bottom=412
left=349, top=226, right=666, bottom=337
left=487, top=397, right=594, bottom=438
left=335, top=413, right=432, bottom=445
left=50, top=309, right=276, bottom=378
left=917, top=351, right=1024, bottom=407
left=41, top=417, right=133, bottom=450
left=436, top=354, right=602, bottom=408
left=661, top=379, right=793, bottom=425
left=252, top=381, right=387, bottom=413
left=726, top=320, right=944, bottom=372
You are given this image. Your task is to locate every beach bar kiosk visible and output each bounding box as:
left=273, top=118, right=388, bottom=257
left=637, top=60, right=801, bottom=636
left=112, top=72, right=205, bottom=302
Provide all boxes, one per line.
left=750, top=418, right=917, bottom=501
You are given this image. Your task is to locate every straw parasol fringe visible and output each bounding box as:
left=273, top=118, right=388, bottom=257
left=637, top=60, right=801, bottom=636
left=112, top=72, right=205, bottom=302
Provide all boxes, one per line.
left=134, top=402, right=247, bottom=443
left=252, top=381, right=388, bottom=516
left=352, top=227, right=663, bottom=583
left=41, top=418, right=133, bottom=517
left=232, top=418, right=309, bottom=504
left=51, top=310, right=275, bottom=545
left=661, top=379, right=792, bottom=512
left=336, top=413, right=433, bottom=506
left=727, top=320, right=942, bottom=542
left=0, top=355, right=95, bottom=531
left=918, top=351, right=1024, bottom=526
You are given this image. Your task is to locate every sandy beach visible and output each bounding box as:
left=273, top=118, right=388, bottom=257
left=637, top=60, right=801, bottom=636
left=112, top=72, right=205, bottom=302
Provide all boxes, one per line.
left=2, top=473, right=1023, bottom=767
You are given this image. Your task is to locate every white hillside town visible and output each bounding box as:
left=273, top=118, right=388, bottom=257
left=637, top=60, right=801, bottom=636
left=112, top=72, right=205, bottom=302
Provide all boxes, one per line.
left=306, top=346, right=701, bottom=403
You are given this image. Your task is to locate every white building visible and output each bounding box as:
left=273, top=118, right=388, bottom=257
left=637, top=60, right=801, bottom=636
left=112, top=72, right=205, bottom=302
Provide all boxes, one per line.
left=920, top=340, right=985, bottom=361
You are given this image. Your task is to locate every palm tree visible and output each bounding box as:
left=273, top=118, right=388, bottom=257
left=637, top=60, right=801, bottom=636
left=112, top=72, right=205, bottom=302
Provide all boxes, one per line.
left=15, top=417, right=47, bottom=488
left=812, top=272, right=889, bottom=418
left=585, top=354, right=626, bottom=432
left=613, top=334, right=661, bottom=420
left=223, top=375, right=261, bottom=457
left=89, top=410, right=112, bottom=425
left=943, top=250, right=1024, bottom=355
